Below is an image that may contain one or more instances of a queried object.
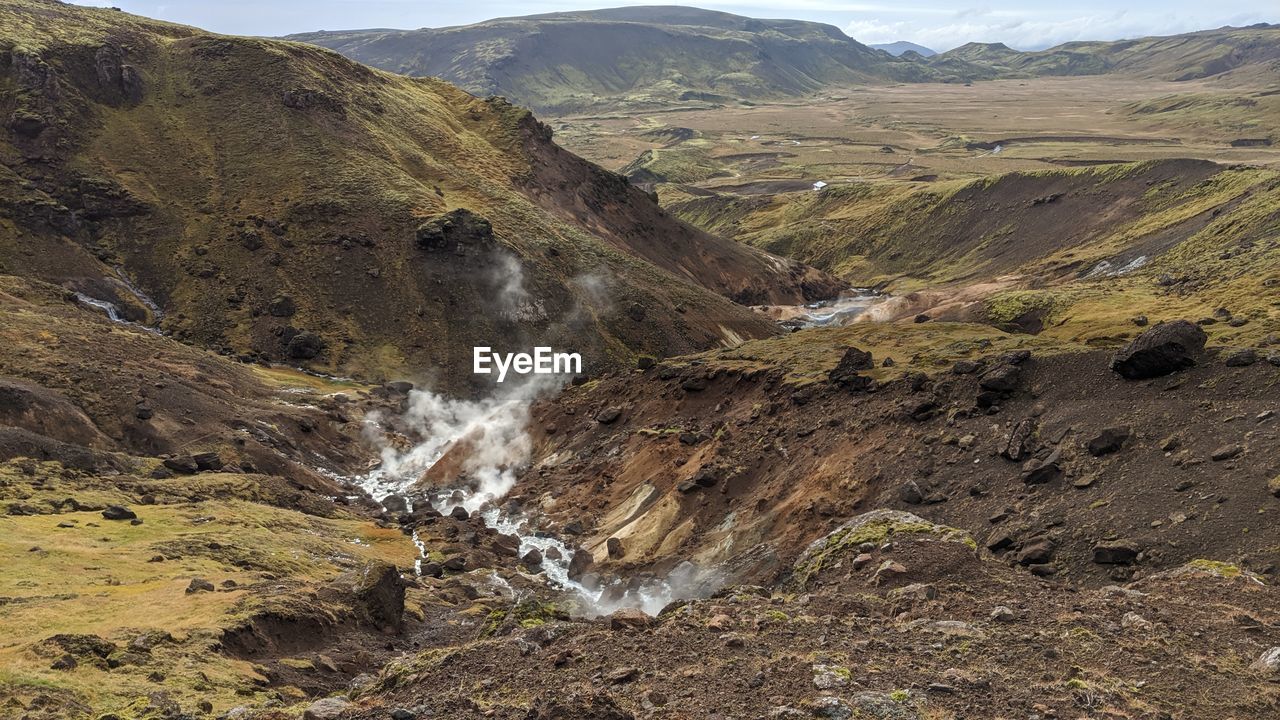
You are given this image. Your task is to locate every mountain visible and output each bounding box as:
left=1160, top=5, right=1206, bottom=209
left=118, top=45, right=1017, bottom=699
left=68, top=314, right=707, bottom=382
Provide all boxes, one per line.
left=0, top=0, right=843, bottom=394
left=870, top=40, right=936, bottom=57
left=932, top=24, right=1280, bottom=83
left=287, top=6, right=939, bottom=113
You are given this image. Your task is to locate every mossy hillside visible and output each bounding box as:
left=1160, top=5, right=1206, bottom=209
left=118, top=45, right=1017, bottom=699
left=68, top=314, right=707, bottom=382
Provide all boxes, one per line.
left=674, top=160, right=1264, bottom=288
left=976, top=171, right=1280, bottom=347
left=1125, top=91, right=1280, bottom=144
left=0, top=471, right=415, bottom=715
left=673, top=159, right=1278, bottom=351
left=0, top=0, right=791, bottom=391
left=685, top=321, right=1064, bottom=386
left=289, top=8, right=941, bottom=114
left=930, top=24, right=1280, bottom=85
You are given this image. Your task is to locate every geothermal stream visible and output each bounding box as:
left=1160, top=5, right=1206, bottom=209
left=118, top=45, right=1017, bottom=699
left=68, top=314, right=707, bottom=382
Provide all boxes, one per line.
left=766, top=289, right=889, bottom=329
left=74, top=271, right=166, bottom=335
left=353, top=383, right=715, bottom=617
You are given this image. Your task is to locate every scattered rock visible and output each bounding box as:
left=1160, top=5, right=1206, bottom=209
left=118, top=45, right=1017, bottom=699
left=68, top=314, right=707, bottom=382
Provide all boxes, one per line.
left=185, top=578, right=215, bottom=594
left=1211, top=444, right=1243, bottom=461
left=1224, top=348, right=1258, bottom=367
left=830, top=347, right=874, bottom=388
left=1110, top=320, right=1207, bottom=379
left=1252, top=647, right=1280, bottom=674
left=350, top=561, right=406, bottom=630
left=50, top=654, right=77, bottom=671
left=1086, top=426, right=1131, bottom=456
left=193, top=452, right=223, bottom=471
left=608, top=608, right=653, bottom=631
left=990, top=605, right=1016, bottom=622
left=162, top=455, right=199, bottom=474
left=286, top=332, right=324, bottom=360
left=303, top=697, right=353, bottom=720
left=606, top=537, right=625, bottom=559
left=978, top=364, right=1021, bottom=393
left=101, top=505, right=136, bottom=521
left=1092, top=540, right=1140, bottom=565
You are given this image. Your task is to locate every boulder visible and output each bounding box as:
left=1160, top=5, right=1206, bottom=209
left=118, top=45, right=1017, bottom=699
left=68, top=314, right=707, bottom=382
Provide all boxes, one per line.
left=186, top=578, right=215, bottom=594
left=606, top=537, right=625, bottom=559
left=193, top=452, right=223, bottom=471
left=1253, top=647, right=1280, bottom=674
left=350, top=561, right=406, bottom=630
left=608, top=607, right=653, bottom=631
left=381, top=495, right=409, bottom=514
left=1110, top=321, right=1207, bottom=379
left=303, top=697, right=352, bottom=720
left=829, top=347, right=873, bottom=387
left=1016, top=541, right=1055, bottom=566
left=978, top=364, right=1021, bottom=393
left=1092, top=540, right=1140, bottom=565
left=1086, top=426, right=1131, bottom=456
left=162, top=455, right=199, bottom=474
left=596, top=407, right=622, bottom=424
left=102, top=505, right=137, bottom=521
left=1225, top=348, right=1258, bottom=367
left=567, top=550, right=593, bottom=580
left=286, top=332, right=324, bottom=360
left=1211, top=444, right=1243, bottom=461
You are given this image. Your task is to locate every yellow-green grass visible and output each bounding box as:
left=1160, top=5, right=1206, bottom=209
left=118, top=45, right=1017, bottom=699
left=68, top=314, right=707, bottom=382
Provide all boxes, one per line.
left=687, top=321, right=1067, bottom=385
left=0, top=488, right=414, bottom=714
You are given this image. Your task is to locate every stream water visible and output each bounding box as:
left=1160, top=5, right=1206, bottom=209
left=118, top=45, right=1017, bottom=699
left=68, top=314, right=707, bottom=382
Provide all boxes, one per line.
left=774, top=289, right=888, bottom=329
left=352, top=389, right=718, bottom=617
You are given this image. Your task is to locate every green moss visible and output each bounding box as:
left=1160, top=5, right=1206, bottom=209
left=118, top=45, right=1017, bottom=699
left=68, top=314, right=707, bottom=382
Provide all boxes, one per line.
left=1186, top=559, right=1242, bottom=578
left=793, top=514, right=970, bottom=586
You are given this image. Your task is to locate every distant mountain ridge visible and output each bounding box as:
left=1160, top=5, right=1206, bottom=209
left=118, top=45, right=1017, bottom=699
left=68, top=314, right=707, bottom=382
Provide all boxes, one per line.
left=929, top=23, right=1280, bottom=83
left=870, top=41, right=937, bottom=57
left=287, top=6, right=940, bottom=113
left=291, top=9, right=1280, bottom=110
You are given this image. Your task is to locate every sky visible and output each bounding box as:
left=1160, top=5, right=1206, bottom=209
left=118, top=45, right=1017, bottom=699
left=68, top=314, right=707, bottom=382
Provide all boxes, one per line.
left=71, top=1, right=1276, bottom=51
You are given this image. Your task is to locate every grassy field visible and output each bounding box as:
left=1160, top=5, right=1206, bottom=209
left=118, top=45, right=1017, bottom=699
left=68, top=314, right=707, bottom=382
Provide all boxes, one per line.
left=553, top=76, right=1280, bottom=189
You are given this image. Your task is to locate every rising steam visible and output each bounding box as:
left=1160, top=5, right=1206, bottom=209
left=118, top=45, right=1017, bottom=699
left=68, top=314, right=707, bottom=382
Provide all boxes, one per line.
left=355, top=250, right=719, bottom=616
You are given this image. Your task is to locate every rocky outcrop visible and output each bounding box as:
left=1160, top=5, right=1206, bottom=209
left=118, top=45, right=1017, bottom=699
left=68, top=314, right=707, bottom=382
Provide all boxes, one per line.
left=414, top=209, right=495, bottom=253
left=1110, top=320, right=1207, bottom=379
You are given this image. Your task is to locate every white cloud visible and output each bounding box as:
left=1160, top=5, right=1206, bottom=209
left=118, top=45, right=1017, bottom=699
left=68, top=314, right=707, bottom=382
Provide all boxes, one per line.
left=845, top=7, right=1274, bottom=51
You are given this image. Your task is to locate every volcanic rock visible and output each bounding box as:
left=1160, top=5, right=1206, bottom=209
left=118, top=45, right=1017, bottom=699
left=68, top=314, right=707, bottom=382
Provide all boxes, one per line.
left=101, top=505, right=137, bottom=521
left=1110, top=320, right=1207, bottom=379
left=1086, top=426, right=1131, bottom=456
left=1092, top=540, right=1140, bottom=565
left=162, top=455, right=199, bottom=474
